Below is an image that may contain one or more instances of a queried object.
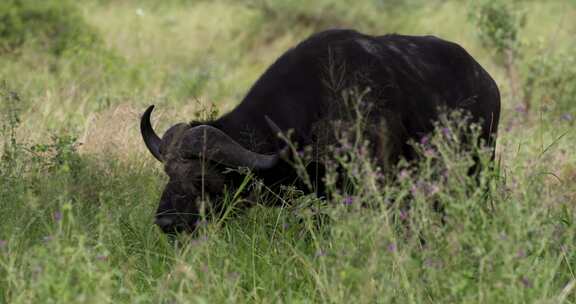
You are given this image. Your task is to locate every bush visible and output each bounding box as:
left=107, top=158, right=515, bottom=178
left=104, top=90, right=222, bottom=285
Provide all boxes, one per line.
left=0, top=0, right=102, bottom=56
left=469, top=1, right=576, bottom=117
left=523, top=49, right=576, bottom=117
left=468, top=0, right=526, bottom=109
left=0, top=82, right=23, bottom=178
left=238, top=0, right=383, bottom=36
left=468, top=0, right=525, bottom=58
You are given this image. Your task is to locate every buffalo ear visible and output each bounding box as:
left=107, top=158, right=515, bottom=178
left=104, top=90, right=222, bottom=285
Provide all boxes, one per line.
left=179, top=125, right=284, bottom=170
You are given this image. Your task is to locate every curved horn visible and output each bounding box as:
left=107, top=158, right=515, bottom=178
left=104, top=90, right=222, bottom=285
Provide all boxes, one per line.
left=180, top=125, right=284, bottom=170
left=140, top=105, right=163, bottom=161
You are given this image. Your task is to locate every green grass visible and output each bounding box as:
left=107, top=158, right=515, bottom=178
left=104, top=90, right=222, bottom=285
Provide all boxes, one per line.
left=1, top=0, right=576, bottom=303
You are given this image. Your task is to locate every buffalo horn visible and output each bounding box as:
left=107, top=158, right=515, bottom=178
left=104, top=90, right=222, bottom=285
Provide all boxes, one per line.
left=140, top=105, right=163, bottom=161
left=180, top=125, right=284, bottom=170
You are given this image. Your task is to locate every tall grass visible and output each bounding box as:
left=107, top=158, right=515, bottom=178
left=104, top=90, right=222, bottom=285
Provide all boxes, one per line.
left=1, top=0, right=575, bottom=303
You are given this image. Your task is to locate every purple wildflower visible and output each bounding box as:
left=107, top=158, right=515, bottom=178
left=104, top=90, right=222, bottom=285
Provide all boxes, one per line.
left=387, top=243, right=397, bottom=253
left=424, top=259, right=443, bottom=269
left=411, top=181, right=440, bottom=197
left=561, top=113, right=573, bottom=122
left=424, top=148, right=437, bottom=158
left=342, top=196, right=354, bottom=206
left=399, top=210, right=409, bottom=221
left=427, top=184, right=440, bottom=196
left=53, top=211, right=62, bottom=222
left=358, top=145, right=368, bottom=157
left=96, top=255, right=108, bottom=261
left=516, top=249, right=526, bottom=259
left=228, top=272, right=240, bottom=280
left=520, top=276, right=533, bottom=288
left=514, top=105, right=527, bottom=114
left=32, top=266, right=43, bottom=277
left=200, top=264, right=209, bottom=273
left=420, top=135, right=430, bottom=145
left=442, top=127, right=451, bottom=137
left=410, top=184, right=418, bottom=196
left=398, top=170, right=410, bottom=181
left=190, top=235, right=209, bottom=246
left=344, top=142, right=353, bottom=150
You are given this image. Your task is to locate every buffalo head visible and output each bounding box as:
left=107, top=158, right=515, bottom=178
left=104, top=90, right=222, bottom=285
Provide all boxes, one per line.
left=141, top=105, right=283, bottom=234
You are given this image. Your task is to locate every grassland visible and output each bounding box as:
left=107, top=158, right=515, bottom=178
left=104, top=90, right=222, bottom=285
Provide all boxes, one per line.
left=1, top=0, right=575, bottom=303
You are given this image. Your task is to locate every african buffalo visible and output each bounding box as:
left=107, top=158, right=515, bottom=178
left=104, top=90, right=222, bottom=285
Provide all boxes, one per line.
left=141, top=29, right=500, bottom=234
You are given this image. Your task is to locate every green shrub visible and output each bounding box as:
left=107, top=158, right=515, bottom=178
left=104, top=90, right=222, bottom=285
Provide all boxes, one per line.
left=468, top=0, right=527, bottom=110
left=523, top=49, right=576, bottom=116
left=237, top=0, right=383, bottom=36
left=469, top=1, right=576, bottom=116
left=468, top=0, right=525, bottom=59
left=0, top=0, right=101, bottom=56
left=0, top=1, right=137, bottom=106
left=0, top=82, right=23, bottom=179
